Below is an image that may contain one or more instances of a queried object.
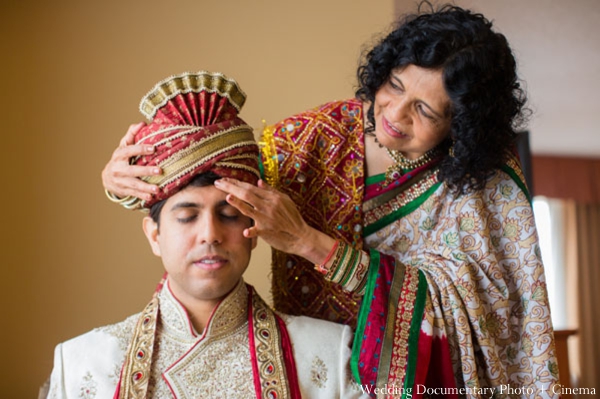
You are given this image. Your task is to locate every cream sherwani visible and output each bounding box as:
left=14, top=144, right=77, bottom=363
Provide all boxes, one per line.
left=46, top=279, right=366, bottom=398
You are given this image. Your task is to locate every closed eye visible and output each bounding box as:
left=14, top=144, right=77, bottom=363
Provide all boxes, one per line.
left=417, top=104, right=435, bottom=120
left=218, top=204, right=243, bottom=222
left=177, top=215, right=197, bottom=223
left=219, top=213, right=239, bottom=221
left=389, top=79, right=404, bottom=92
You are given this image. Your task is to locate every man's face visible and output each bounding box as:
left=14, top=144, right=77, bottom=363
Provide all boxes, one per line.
left=143, top=183, right=256, bottom=309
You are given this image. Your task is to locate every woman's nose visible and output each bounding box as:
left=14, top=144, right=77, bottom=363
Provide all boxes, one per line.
left=390, top=98, right=412, bottom=125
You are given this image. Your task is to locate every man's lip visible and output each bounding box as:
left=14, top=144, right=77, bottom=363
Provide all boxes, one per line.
left=192, top=256, right=228, bottom=269
left=382, top=116, right=407, bottom=139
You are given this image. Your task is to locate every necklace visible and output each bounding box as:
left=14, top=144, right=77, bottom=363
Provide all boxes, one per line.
left=385, top=147, right=438, bottom=170
left=373, top=135, right=440, bottom=182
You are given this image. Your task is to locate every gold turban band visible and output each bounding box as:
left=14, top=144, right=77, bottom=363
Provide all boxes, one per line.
left=108, top=71, right=260, bottom=210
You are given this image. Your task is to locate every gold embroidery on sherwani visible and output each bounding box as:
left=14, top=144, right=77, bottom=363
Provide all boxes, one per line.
left=119, top=296, right=159, bottom=399
left=364, top=168, right=558, bottom=394
left=311, top=356, right=328, bottom=388
left=79, top=372, right=98, bottom=399
left=97, top=313, right=139, bottom=352
left=163, top=281, right=256, bottom=397
left=250, top=290, right=293, bottom=399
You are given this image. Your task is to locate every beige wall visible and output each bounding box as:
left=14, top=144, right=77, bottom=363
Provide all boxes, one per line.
left=0, top=0, right=394, bottom=396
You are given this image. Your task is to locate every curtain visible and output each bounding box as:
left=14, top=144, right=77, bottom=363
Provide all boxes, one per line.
left=532, top=156, right=600, bottom=389
left=563, top=201, right=600, bottom=388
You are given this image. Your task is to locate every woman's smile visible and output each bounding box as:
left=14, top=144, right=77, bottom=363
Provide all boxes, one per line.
left=382, top=116, right=408, bottom=139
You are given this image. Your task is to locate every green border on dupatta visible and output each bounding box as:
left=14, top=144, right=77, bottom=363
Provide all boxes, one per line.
left=402, top=270, right=428, bottom=396
left=363, top=182, right=442, bottom=237
left=501, top=164, right=531, bottom=204
left=351, top=249, right=380, bottom=384
left=365, top=173, right=387, bottom=185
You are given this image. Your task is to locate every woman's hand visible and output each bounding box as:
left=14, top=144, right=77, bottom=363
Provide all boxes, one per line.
left=101, top=122, right=161, bottom=201
left=214, top=178, right=336, bottom=264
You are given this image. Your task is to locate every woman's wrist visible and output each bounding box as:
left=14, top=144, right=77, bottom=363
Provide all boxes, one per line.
left=318, top=241, right=370, bottom=294
left=295, top=227, right=338, bottom=266
left=104, top=189, right=142, bottom=210
left=295, top=227, right=369, bottom=293
left=315, top=241, right=339, bottom=275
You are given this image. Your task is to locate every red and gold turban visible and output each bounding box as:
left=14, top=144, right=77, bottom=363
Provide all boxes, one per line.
left=113, top=71, right=260, bottom=210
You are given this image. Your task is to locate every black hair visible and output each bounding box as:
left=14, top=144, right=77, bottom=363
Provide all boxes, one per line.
left=149, top=171, right=222, bottom=226
left=356, top=2, right=529, bottom=193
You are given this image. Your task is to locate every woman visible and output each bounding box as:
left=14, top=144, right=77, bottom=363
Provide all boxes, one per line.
left=103, top=5, right=558, bottom=395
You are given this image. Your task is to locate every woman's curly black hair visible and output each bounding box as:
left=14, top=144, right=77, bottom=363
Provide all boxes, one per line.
left=356, top=3, right=529, bottom=193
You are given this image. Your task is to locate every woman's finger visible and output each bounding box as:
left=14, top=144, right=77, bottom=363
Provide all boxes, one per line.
left=257, top=179, right=275, bottom=191
left=214, top=179, right=267, bottom=208
left=119, top=122, right=146, bottom=147
left=103, top=163, right=159, bottom=194
left=116, top=178, right=159, bottom=199
left=225, top=194, right=259, bottom=218
left=243, top=226, right=260, bottom=239
left=112, top=144, right=155, bottom=162
left=112, top=165, right=161, bottom=179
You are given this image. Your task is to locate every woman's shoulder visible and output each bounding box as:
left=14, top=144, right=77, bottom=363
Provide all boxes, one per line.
left=439, top=151, right=530, bottom=199
left=272, top=98, right=362, bottom=128
left=438, top=163, right=531, bottom=210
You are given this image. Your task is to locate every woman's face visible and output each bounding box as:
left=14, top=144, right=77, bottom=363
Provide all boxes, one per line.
left=373, top=64, right=452, bottom=160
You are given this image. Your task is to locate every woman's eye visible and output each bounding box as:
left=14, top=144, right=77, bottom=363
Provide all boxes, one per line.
left=418, top=105, right=435, bottom=121
left=389, top=80, right=403, bottom=91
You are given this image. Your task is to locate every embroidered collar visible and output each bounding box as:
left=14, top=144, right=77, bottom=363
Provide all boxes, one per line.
left=158, top=279, right=249, bottom=340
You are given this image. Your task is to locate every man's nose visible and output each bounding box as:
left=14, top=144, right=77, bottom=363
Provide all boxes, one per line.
left=196, top=216, right=222, bottom=245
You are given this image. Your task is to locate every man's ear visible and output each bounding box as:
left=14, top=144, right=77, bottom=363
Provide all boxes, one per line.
left=248, top=219, right=258, bottom=250
left=142, top=216, right=161, bottom=257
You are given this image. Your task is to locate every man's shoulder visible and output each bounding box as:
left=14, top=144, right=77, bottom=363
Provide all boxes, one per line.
left=279, top=312, right=352, bottom=345
left=59, top=312, right=140, bottom=354
left=48, top=313, right=141, bottom=397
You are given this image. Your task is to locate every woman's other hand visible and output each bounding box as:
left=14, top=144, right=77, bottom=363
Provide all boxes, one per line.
left=214, top=178, right=336, bottom=264
left=101, top=122, right=161, bottom=201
